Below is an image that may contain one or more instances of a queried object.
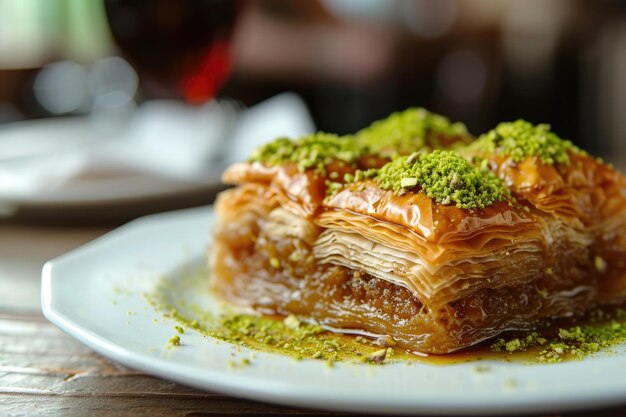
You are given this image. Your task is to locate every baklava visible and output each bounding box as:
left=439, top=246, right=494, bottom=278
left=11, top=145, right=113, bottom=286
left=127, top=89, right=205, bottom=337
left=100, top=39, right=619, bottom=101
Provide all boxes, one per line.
left=210, top=109, right=626, bottom=354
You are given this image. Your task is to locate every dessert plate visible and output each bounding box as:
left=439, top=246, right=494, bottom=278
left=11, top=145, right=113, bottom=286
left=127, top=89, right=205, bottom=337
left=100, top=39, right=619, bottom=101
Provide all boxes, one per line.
left=41, top=206, right=626, bottom=415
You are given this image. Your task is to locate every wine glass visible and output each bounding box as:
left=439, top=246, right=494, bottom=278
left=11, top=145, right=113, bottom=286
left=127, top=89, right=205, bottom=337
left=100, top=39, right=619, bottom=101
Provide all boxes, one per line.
left=104, top=0, right=244, bottom=103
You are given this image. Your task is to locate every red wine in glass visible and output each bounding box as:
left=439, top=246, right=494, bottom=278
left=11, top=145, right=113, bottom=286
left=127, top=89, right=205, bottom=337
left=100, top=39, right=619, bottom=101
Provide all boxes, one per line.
left=104, top=0, right=243, bottom=104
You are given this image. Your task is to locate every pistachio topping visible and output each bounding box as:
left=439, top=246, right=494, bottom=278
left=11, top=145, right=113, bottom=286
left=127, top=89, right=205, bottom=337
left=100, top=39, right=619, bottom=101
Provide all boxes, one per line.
left=249, top=132, right=362, bottom=173
left=356, top=107, right=468, bottom=157
left=473, top=120, right=580, bottom=165
left=374, top=150, right=507, bottom=209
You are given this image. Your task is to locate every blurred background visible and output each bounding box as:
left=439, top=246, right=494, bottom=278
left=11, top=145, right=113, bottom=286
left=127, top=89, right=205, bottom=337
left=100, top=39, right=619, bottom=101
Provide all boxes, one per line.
left=0, top=0, right=625, bottom=221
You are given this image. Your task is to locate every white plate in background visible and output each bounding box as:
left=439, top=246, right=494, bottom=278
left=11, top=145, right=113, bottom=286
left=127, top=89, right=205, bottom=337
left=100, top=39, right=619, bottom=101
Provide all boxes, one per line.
left=0, top=93, right=314, bottom=213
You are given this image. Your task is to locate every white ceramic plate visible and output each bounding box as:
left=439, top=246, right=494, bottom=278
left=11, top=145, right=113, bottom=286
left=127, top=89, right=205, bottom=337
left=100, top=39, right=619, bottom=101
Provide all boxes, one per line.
left=42, top=206, right=626, bottom=415
left=0, top=93, right=314, bottom=212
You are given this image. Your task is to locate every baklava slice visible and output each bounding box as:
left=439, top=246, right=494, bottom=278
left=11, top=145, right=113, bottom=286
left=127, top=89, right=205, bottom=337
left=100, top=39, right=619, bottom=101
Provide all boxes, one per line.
left=465, top=121, right=626, bottom=314
left=210, top=112, right=626, bottom=354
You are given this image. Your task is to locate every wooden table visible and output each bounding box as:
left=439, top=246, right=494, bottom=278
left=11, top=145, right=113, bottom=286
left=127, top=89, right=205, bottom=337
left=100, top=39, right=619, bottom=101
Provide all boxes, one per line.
left=1, top=218, right=626, bottom=417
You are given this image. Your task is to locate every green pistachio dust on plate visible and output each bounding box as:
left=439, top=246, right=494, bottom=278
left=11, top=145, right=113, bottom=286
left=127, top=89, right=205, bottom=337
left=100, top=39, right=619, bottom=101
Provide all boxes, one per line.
left=492, top=309, right=626, bottom=363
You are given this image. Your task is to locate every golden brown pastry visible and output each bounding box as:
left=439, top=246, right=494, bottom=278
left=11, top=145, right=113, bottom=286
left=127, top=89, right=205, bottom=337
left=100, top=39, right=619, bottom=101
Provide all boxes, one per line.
left=210, top=110, right=626, bottom=354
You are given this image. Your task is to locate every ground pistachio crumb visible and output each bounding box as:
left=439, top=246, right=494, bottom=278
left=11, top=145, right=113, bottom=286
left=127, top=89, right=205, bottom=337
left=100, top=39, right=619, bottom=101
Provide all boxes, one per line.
left=594, top=256, right=607, bottom=273
left=366, top=349, right=388, bottom=364
left=269, top=257, right=281, bottom=269
left=400, top=177, right=418, bottom=188
left=472, top=365, right=492, bottom=373
left=472, top=120, right=581, bottom=165
left=503, top=378, right=518, bottom=389
left=374, top=150, right=507, bottom=209
left=168, top=335, right=181, bottom=346
left=356, top=107, right=468, bottom=157
left=324, top=180, right=344, bottom=196
left=249, top=132, right=362, bottom=173
left=175, top=325, right=184, bottom=334
left=348, top=168, right=377, bottom=184
left=283, top=314, right=300, bottom=329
